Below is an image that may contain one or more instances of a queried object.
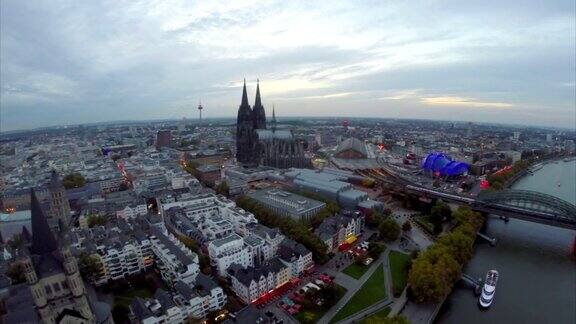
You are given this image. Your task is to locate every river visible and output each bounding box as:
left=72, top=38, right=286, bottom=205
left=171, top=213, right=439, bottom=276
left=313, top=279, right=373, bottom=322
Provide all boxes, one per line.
left=436, top=159, right=576, bottom=324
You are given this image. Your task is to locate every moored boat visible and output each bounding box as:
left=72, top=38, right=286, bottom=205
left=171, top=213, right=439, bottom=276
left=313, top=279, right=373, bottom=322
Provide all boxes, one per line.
left=479, top=270, right=498, bottom=308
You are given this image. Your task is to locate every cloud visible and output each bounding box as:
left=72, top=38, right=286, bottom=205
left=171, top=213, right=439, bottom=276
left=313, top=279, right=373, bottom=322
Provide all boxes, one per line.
left=421, top=96, right=514, bottom=108
left=0, top=0, right=574, bottom=131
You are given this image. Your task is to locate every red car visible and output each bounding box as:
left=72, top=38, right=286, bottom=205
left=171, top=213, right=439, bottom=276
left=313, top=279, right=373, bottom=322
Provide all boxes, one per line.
left=278, top=302, right=290, bottom=310
left=290, top=294, right=304, bottom=303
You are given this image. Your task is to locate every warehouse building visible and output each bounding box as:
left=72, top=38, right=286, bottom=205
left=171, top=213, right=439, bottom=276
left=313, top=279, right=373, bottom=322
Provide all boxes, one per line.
left=248, top=188, right=326, bottom=221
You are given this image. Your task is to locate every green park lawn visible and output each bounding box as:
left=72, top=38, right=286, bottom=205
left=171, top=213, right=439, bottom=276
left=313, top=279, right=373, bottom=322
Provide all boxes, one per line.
left=388, top=251, right=411, bottom=297
left=113, top=287, right=154, bottom=308
left=329, top=264, right=387, bottom=323
left=359, top=307, right=391, bottom=324
left=342, top=263, right=370, bottom=280
left=295, top=284, right=347, bottom=324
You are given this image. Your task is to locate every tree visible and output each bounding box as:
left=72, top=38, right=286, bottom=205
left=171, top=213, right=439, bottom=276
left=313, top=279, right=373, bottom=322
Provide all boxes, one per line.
left=365, top=211, right=384, bottom=229
left=177, top=235, right=211, bottom=274
left=367, top=243, right=385, bottom=259
left=408, top=246, right=459, bottom=303
left=435, top=231, right=474, bottom=264
left=87, top=215, right=107, bottom=228
left=215, top=181, right=230, bottom=197
left=7, top=233, right=24, bottom=249
left=6, top=262, right=26, bottom=284
left=78, top=253, right=103, bottom=282
left=402, top=220, right=412, bottom=232
left=185, top=316, right=203, bottom=324
left=361, top=177, right=376, bottom=188
left=431, top=201, right=452, bottom=222
left=62, top=173, right=85, bottom=189
left=178, top=235, right=199, bottom=251
left=379, top=219, right=401, bottom=242
left=430, top=201, right=451, bottom=234
left=112, top=304, right=130, bottom=324
left=364, top=315, right=409, bottom=324
left=408, top=206, right=484, bottom=304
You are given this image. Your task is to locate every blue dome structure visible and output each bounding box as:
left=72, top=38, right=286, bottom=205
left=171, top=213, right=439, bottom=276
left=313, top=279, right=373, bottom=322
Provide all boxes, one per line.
left=422, top=152, right=469, bottom=177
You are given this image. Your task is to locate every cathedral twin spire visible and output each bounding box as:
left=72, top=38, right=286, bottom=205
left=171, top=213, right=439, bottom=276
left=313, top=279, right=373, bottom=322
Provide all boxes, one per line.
left=237, top=79, right=267, bottom=130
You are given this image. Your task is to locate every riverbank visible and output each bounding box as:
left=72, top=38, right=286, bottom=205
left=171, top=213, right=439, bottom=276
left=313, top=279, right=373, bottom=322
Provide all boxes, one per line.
left=503, top=155, right=573, bottom=188
left=436, top=159, right=576, bottom=324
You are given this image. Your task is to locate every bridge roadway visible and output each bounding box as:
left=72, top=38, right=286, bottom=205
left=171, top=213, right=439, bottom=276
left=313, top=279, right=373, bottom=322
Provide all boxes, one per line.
left=403, top=185, right=576, bottom=230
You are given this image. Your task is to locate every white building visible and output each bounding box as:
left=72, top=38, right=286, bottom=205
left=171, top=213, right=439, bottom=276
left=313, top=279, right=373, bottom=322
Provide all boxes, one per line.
left=150, top=227, right=199, bottom=286
left=131, top=276, right=226, bottom=324
left=277, top=238, right=314, bottom=277
left=245, top=223, right=285, bottom=261
left=227, top=258, right=291, bottom=304
left=174, top=275, right=226, bottom=319
left=161, top=194, right=257, bottom=235
left=70, top=225, right=154, bottom=286
left=208, top=234, right=253, bottom=276
left=130, top=290, right=186, bottom=324
left=116, top=203, right=147, bottom=219
left=95, top=237, right=154, bottom=284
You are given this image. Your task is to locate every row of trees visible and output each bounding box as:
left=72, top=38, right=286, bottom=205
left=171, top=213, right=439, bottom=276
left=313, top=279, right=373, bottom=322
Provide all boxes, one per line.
left=486, top=158, right=536, bottom=190
left=408, top=206, right=484, bottom=303
left=176, top=235, right=212, bottom=275
left=363, top=314, right=409, bottom=324
left=364, top=209, right=392, bottom=229
left=215, top=181, right=230, bottom=197
left=363, top=209, right=404, bottom=242
left=183, top=161, right=201, bottom=179
left=236, top=195, right=330, bottom=263
left=430, top=201, right=452, bottom=234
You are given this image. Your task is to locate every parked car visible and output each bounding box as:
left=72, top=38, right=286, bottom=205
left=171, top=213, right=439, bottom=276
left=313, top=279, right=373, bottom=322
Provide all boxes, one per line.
left=314, top=279, right=326, bottom=287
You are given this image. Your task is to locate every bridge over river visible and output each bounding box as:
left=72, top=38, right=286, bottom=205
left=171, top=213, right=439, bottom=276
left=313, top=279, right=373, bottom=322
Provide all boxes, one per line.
left=405, top=185, right=576, bottom=230
left=362, top=168, right=576, bottom=230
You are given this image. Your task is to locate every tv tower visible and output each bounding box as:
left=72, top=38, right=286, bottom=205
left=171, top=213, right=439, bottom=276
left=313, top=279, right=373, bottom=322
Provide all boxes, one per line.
left=197, top=100, right=203, bottom=125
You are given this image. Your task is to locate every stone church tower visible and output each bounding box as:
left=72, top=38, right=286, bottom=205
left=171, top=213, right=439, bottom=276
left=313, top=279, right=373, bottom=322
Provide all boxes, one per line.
left=236, top=79, right=258, bottom=165
left=48, top=170, right=71, bottom=232
left=21, top=189, right=96, bottom=323
left=252, top=80, right=266, bottom=130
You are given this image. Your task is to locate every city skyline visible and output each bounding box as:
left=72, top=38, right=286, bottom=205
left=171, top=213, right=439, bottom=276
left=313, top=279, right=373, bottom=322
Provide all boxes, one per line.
left=1, top=0, right=575, bottom=132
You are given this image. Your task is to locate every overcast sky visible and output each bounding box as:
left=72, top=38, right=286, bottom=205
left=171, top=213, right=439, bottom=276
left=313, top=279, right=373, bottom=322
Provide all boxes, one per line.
left=1, top=0, right=575, bottom=131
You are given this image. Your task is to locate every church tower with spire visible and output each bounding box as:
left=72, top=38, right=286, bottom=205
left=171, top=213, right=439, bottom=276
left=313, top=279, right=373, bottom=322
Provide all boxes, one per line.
left=20, top=189, right=96, bottom=323
left=252, top=79, right=266, bottom=130
left=271, top=105, right=277, bottom=132
left=48, top=170, right=71, bottom=233
left=236, top=79, right=256, bottom=165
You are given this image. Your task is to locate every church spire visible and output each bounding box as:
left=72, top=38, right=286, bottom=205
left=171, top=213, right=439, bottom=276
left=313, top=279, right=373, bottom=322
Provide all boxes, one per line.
left=252, top=78, right=266, bottom=129
left=272, top=105, right=277, bottom=132
left=254, top=79, right=262, bottom=108
left=241, top=78, right=249, bottom=108
left=30, top=189, right=58, bottom=255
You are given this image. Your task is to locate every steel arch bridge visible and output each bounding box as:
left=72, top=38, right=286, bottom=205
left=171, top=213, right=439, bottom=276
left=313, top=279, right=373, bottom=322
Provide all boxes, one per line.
left=477, top=190, right=576, bottom=220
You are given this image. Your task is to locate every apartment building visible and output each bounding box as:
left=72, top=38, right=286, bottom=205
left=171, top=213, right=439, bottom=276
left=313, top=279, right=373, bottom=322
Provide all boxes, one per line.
left=207, top=234, right=253, bottom=276
left=150, top=227, right=200, bottom=286
left=227, top=258, right=291, bottom=304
